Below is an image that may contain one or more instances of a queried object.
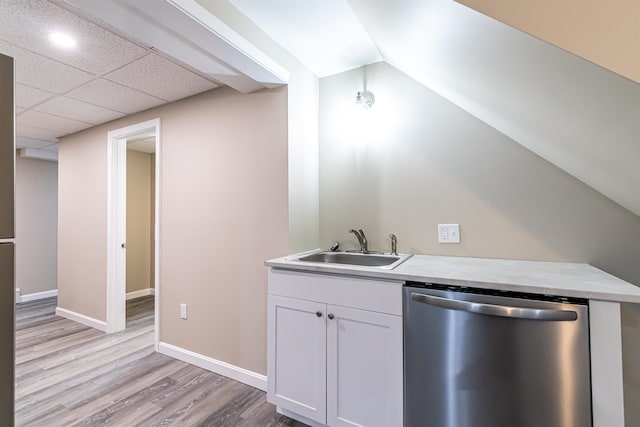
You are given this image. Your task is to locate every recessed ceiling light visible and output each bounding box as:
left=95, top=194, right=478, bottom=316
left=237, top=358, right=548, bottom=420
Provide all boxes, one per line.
left=49, top=32, right=77, bottom=49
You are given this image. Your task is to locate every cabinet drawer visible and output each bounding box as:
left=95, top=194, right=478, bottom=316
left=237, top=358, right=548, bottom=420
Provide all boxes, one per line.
left=268, top=268, right=402, bottom=315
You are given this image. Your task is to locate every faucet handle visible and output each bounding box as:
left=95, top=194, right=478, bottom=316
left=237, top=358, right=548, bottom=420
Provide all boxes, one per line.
left=389, top=233, right=398, bottom=255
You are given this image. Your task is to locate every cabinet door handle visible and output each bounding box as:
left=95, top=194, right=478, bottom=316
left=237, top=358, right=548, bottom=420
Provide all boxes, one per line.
left=328, top=313, right=334, bottom=320
left=316, top=311, right=322, bottom=317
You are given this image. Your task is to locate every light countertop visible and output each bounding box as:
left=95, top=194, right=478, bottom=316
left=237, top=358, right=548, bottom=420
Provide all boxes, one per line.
left=265, top=251, right=640, bottom=303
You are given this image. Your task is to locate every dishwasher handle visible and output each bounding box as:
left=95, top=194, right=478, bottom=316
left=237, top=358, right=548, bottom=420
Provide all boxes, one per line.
left=411, top=292, right=578, bottom=321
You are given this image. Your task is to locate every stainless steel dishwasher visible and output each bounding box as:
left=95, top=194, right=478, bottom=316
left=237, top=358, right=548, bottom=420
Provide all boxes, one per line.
left=403, top=282, right=591, bottom=427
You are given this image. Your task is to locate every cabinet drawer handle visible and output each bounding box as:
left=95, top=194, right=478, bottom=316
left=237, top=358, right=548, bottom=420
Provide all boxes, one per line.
left=316, top=311, right=322, bottom=317
left=328, top=313, right=334, bottom=320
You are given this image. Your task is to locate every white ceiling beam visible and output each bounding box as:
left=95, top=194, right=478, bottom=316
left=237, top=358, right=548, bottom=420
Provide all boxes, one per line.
left=19, top=148, right=58, bottom=162
left=168, top=0, right=289, bottom=86
left=67, top=0, right=288, bottom=93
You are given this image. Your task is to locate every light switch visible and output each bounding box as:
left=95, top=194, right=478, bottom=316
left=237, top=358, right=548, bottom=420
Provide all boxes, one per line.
left=180, top=303, right=187, bottom=319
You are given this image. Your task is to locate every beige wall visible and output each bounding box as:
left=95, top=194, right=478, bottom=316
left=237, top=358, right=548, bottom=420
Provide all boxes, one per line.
left=126, top=149, right=153, bottom=294
left=58, top=129, right=108, bottom=321
left=15, top=156, right=57, bottom=295
left=319, top=62, right=640, bottom=284
left=58, top=86, right=288, bottom=375
left=456, top=0, right=640, bottom=84
left=159, top=87, right=288, bottom=374
left=197, top=0, right=319, bottom=253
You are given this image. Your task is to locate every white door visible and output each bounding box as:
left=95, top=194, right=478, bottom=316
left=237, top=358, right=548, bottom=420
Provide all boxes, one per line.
left=267, top=295, right=327, bottom=424
left=326, top=305, right=403, bottom=427
left=107, top=119, right=160, bottom=340
left=106, top=135, right=127, bottom=333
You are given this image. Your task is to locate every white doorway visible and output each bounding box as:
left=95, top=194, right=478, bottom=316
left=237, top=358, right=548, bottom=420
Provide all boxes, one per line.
left=107, top=119, right=160, bottom=351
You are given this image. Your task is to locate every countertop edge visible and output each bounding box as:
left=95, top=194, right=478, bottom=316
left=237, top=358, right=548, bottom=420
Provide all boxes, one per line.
left=265, top=254, right=640, bottom=304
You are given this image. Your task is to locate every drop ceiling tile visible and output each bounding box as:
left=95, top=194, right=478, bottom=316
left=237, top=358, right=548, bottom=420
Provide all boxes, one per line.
left=16, top=84, right=55, bottom=108
left=35, top=96, right=125, bottom=125
left=105, top=54, right=219, bottom=102
left=16, top=136, right=56, bottom=149
left=19, top=110, right=92, bottom=135
left=0, top=39, right=94, bottom=93
left=66, top=78, right=166, bottom=114
left=0, top=0, right=148, bottom=75
left=15, top=124, right=60, bottom=142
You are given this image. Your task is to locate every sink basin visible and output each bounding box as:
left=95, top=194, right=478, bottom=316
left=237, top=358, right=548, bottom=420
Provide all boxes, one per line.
left=293, top=251, right=412, bottom=269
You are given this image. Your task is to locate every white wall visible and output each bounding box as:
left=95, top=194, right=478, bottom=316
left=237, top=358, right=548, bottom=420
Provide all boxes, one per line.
left=15, top=156, right=57, bottom=297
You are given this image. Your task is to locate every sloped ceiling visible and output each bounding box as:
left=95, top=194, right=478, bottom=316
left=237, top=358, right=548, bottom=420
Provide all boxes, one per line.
left=456, top=0, right=640, bottom=84
left=229, top=0, right=382, bottom=77
left=230, top=0, right=640, bottom=217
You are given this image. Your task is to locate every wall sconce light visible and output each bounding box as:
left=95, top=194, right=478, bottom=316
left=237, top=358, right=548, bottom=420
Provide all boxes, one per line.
left=355, top=90, right=375, bottom=110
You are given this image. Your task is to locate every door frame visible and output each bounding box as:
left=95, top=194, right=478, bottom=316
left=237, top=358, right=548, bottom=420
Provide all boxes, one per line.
left=106, top=118, right=161, bottom=350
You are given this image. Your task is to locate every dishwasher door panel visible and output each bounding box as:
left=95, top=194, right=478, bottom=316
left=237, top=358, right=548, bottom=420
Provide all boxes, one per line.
left=403, top=286, right=591, bottom=427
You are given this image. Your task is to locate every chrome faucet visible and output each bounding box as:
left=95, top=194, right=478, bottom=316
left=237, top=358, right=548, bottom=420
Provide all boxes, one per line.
left=389, top=233, right=398, bottom=255
left=348, top=229, right=368, bottom=253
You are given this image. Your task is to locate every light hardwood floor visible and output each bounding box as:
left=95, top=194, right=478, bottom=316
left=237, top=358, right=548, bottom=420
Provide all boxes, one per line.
left=15, top=296, right=307, bottom=427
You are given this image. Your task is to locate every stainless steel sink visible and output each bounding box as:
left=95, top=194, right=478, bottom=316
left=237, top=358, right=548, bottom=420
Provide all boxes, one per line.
left=292, top=251, right=412, bottom=269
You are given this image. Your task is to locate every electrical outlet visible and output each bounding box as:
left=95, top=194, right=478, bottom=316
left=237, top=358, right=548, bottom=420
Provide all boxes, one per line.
left=438, top=224, right=461, bottom=243
left=180, top=303, right=187, bottom=319
left=439, top=226, right=448, bottom=241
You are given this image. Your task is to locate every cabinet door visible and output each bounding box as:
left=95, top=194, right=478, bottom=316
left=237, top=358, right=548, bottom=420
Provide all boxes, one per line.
left=267, top=295, right=327, bottom=424
left=327, top=305, right=403, bottom=427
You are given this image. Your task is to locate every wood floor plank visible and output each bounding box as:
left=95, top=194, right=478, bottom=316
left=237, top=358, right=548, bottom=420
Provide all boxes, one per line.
left=196, top=385, right=264, bottom=427
left=137, top=370, right=231, bottom=426
left=15, top=296, right=307, bottom=427
left=16, top=334, right=155, bottom=399
left=16, top=325, right=100, bottom=362
left=16, top=352, right=174, bottom=426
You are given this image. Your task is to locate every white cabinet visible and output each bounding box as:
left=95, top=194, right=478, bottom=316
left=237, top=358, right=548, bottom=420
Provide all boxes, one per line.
left=268, top=295, right=327, bottom=422
left=326, top=304, right=402, bottom=427
left=267, top=269, right=403, bottom=427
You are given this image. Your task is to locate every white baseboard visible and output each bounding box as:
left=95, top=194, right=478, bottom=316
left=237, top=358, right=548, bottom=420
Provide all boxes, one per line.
left=126, top=288, right=155, bottom=300
left=19, top=289, right=58, bottom=303
left=15, top=288, right=20, bottom=304
left=158, top=342, right=267, bottom=391
left=55, top=307, right=107, bottom=332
